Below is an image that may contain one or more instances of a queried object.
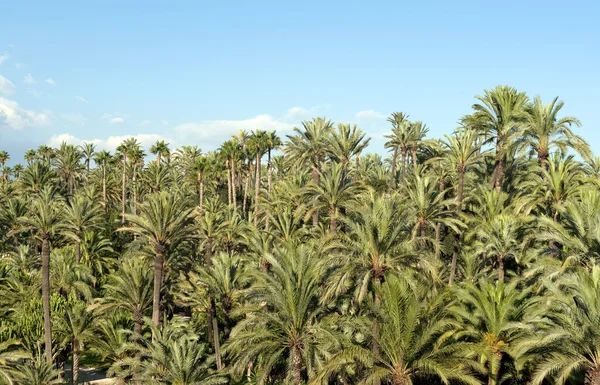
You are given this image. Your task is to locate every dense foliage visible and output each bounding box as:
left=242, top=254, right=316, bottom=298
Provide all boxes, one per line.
left=1, top=85, right=599, bottom=384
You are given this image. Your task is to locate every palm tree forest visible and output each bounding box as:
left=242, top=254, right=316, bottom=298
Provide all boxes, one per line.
left=2, top=85, right=600, bottom=385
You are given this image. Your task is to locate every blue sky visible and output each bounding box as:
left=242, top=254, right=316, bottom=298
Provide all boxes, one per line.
left=1, top=0, right=599, bottom=164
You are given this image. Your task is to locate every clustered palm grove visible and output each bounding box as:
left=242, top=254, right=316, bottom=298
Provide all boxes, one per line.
left=1, top=85, right=599, bottom=385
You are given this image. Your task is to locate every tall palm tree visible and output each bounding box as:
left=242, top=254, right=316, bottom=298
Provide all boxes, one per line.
left=19, top=186, right=65, bottom=362
left=57, top=302, right=96, bottom=385
left=265, top=130, right=282, bottom=192
left=327, top=123, right=371, bottom=170
left=407, top=120, right=429, bottom=167
left=305, top=162, right=362, bottom=233
left=249, top=130, right=268, bottom=225
left=12, top=163, right=23, bottom=179
left=20, top=161, right=57, bottom=194
left=150, top=139, right=170, bottom=164
left=62, top=193, right=102, bottom=263
left=79, top=142, right=96, bottom=173
left=0, top=150, right=9, bottom=167
left=285, top=118, right=334, bottom=226
left=0, top=197, right=28, bottom=247
left=24, top=149, right=36, bottom=164
left=384, top=112, right=410, bottom=187
left=116, top=138, right=142, bottom=223
left=119, top=192, right=194, bottom=330
left=93, top=150, right=112, bottom=209
left=517, top=95, right=589, bottom=171
left=54, top=142, right=84, bottom=196
left=465, top=85, right=528, bottom=191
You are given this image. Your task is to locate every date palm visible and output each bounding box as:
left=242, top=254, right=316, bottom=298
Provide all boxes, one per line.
left=327, top=123, right=371, bottom=170
left=11, top=163, right=23, bottom=179
left=19, top=186, right=65, bottom=362
left=63, top=193, right=102, bottom=263
left=119, top=191, right=194, bottom=329
left=249, top=130, right=268, bottom=225
left=57, top=301, right=96, bottom=385
left=517, top=95, right=589, bottom=171
left=313, top=275, right=480, bottom=385
left=117, top=138, right=142, bottom=223
left=24, top=149, right=36, bottom=164
left=465, top=85, right=528, bottom=191
left=93, top=150, right=111, bottom=208
left=54, top=142, right=84, bottom=196
left=265, top=130, right=282, bottom=192
left=228, top=243, right=331, bottom=385
left=407, top=120, right=429, bottom=167
left=0, top=197, right=28, bottom=247
left=384, top=112, right=410, bottom=187
left=150, top=139, right=170, bottom=164
left=20, top=161, right=57, bottom=194
left=0, top=150, right=9, bottom=167
left=79, top=142, right=96, bottom=173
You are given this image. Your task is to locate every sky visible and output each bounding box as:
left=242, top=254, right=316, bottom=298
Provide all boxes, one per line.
left=0, top=0, right=599, bottom=165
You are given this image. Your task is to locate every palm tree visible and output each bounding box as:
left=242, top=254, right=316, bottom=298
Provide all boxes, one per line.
left=522, top=265, right=600, bottom=385
left=19, top=186, right=65, bottom=362
left=265, top=130, right=282, bottom=192
left=24, top=149, right=36, bottom=164
left=20, top=161, right=57, bottom=194
left=63, top=193, right=102, bottom=263
left=117, top=138, right=142, bottom=223
left=285, top=118, right=334, bottom=226
left=0, top=339, right=29, bottom=384
left=93, top=150, right=111, bottom=208
left=119, top=192, right=194, bottom=330
left=517, top=95, right=589, bottom=171
left=407, top=120, right=429, bottom=167
left=13, top=349, right=61, bottom=385
left=0, top=197, right=28, bottom=247
left=249, top=130, right=268, bottom=225
left=327, top=123, right=371, bottom=170
left=54, top=142, right=84, bottom=196
left=314, top=275, right=480, bottom=385
left=79, top=142, right=96, bottom=173
left=465, top=85, right=528, bottom=191
left=305, top=162, right=362, bottom=233
left=451, top=279, right=533, bottom=385
left=220, top=140, right=240, bottom=208
left=12, top=163, right=23, bottom=179
left=150, top=139, right=170, bottom=164
left=1, top=166, right=11, bottom=181
left=384, top=112, right=410, bottom=187
left=228, top=243, right=331, bottom=385
left=99, top=258, right=153, bottom=339
left=57, top=302, right=96, bottom=385
left=0, top=150, right=9, bottom=167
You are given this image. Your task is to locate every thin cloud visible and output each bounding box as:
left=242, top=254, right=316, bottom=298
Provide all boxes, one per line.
left=139, top=119, right=152, bottom=127
left=76, top=96, right=88, bottom=103
left=0, top=53, right=9, bottom=65
left=355, top=110, right=386, bottom=121
left=0, top=97, right=51, bottom=130
left=0, top=75, right=15, bottom=96
left=23, top=73, right=35, bottom=84
left=45, top=77, right=56, bottom=85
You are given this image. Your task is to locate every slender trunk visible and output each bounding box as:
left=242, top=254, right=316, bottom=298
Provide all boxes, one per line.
left=372, top=278, right=382, bottom=385
left=41, top=235, right=53, bottom=363
left=449, top=250, right=458, bottom=286
left=540, top=152, right=548, bottom=183
left=231, top=157, right=237, bottom=210
left=292, top=345, right=303, bottom=385
left=152, top=245, right=165, bottom=337
left=102, top=162, right=107, bottom=211
left=457, top=169, right=465, bottom=210
left=198, top=173, right=204, bottom=214
left=329, top=206, right=337, bottom=234
left=212, top=298, right=223, bottom=370
left=254, top=151, right=261, bottom=226
left=132, top=166, right=137, bottom=215
left=157, top=153, right=161, bottom=165
left=133, top=308, right=143, bottom=340
left=400, top=149, right=407, bottom=185
left=243, top=161, right=252, bottom=216
left=435, top=178, right=445, bottom=260
left=312, top=167, right=320, bottom=227
left=226, top=160, right=232, bottom=206
left=205, top=238, right=214, bottom=346
left=495, top=157, right=505, bottom=192
left=72, top=338, right=80, bottom=385
left=267, top=149, right=273, bottom=193
left=75, top=239, right=81, bottom=264
left=449, top=171, right=464, bottom=286
left=390, top=148, right=398, bottom=189
left=498, top=255, right=505, bottom=282
left=121, top=156, right=127, bottom=224
left=411, top=146, right=417, bottom=167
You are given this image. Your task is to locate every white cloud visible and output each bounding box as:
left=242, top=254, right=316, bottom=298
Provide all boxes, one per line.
left=0, top=76, right=15, bottom=96
left=76, top=95, right=88, bottom=103
left=0, top=97, right=52, bottom=130
left=102, top=113, right=125, bottom=124
left=139, top=119, right=152, bottom=127
left=355, top=110, right=386, bottom=121
left=24, top=73, right=35, bottom=84
left=61, top=113, right=87, bottom=126
left=45, top=77, right=55, bottom=85
left=48, top=133, right=173, bottom=152
left=0, top=53, right=9, bottom=65
left=108, top=117, right=124, bottom=124
left=284, top=105, right=328, bottom=120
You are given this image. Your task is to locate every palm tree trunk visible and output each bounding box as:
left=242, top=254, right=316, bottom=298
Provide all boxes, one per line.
left=133, top=308, right=143, bottom=340
left=102, top=162, right=107, bottom=211
left=312, top=167, right=320, bottom=227
left=243, top=161, right=252, bottom=216
left=226, top=160, right=232, bottom=206
left=435, top=178, right=445, bottom=260
left=157, top=153, right=161, bottom=165
left=292, top=345, right=303, bottom=385
left=72, top=337, right=80, bottom=385
left=198, top=173, right=204, bottom=213
left=329, top=206, right=337, bottom=234
left=132, top=166, right=138, bottom=215
left=205, top=238, right=215, bottom=346
left=457, top=169, right=465, bottom=210
left=211, top=298, right=223, bottom=370
left=231, top=157, right=237, bottom=210
left=498, top=255, right=505, bottom=282
left=390, top=148, right=398, bottom=189
left=151, top=244, right=165, bottom=335
left=495, top=157, right=505, bottom=192
left=411, top=146, right=417, bottom=167
left=121, top=156, right=127, bottom=224
left=75, top=239, right=81, bottom=264
left=449, top=170, right=465, bottom=286
left=401, top=149, right=407, bottom=185
left=41, top=234, right=53, bottom=363
left=267, top=149, right=273, bottom=193
left=254, top=151, right=261, bottom=226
